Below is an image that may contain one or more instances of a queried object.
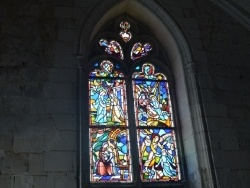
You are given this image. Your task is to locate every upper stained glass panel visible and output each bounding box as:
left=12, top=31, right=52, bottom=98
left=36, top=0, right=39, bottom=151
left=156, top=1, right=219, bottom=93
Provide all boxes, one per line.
left=89, top=60, right=128, bottom=126
left=119, top=21, right=132, bottom=42
left=132, top=63, right=173, bottom=127
left=131, top=43, right=152, bottom=60
left=99, top=39, right=124, bottom=60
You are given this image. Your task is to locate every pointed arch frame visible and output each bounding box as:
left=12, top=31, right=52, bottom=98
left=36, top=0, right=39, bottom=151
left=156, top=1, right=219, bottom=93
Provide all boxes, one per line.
left=77, top=0, right=217, bottom=187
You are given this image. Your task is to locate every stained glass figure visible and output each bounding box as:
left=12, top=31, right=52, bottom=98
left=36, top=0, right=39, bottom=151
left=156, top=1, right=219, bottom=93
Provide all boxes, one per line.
left=138, top=129, right=180, bottom=181
left=132, top=63, right=173, bottom=127
left=99, top=39, right=124, bottom=60
left=90, top=128, right=132, bottom=182
left=131, top=43, right=152, bottom=60
left=89, top=60, right=128, bottom=126
left=119, top=21, right=132, bottom=43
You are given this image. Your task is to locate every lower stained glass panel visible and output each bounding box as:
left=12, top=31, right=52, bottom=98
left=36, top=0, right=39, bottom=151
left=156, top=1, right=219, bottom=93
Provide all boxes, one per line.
left=137, top=129, right=180, bottom=181
left=90, top=128, right=132, bottom=182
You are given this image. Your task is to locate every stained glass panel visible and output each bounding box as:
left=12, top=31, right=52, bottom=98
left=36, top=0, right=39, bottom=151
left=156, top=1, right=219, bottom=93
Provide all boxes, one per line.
left=89, top=60, right=128, bottom=126
left=119, top=21, right=132, bottom=42
left=99, top=39, right=124, bottom=60
left=137, top=129, right=180, bottom=181
left=132, top=64, right=173, bottom=127
left=131, top=42, right=152, bottom=60
left=90, top=128, right=132, bottom=182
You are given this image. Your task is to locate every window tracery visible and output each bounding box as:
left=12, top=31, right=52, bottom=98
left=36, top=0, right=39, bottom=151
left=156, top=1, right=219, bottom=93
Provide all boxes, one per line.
left=86, top=18, right=182, bottom=186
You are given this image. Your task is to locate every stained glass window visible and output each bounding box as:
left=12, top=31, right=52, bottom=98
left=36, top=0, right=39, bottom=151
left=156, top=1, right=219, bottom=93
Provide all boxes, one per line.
left=89, top=128, right=132, bottom=182
left=131, top=43, right=152, bottom=60
left=133, top=63, right=180, bottom=181
left=132, top=63, right=172, bottom=127
left=99, top=39, right=124, bottom=60
left=89, top=60, right=132, bottom=182
left=119, top=21, right=132, bottom=42
left=86, top=20, right=182, bottom=186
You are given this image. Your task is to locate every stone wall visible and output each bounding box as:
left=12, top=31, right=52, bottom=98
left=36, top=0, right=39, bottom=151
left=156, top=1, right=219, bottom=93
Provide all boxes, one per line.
left=0, top=0, right=249, bottom=187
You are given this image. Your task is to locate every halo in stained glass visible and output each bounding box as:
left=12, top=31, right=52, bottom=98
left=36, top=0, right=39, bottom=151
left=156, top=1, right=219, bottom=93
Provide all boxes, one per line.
left=119, top=21, right=132, bottom=43
left=137, top=129, right=180, bottom=181
left=90, top=128, right=132, bottom=182
left=89, top=60, right=128, bottom=126
left=132, top=63, right=173, bottom=127
left=131, top=43, right=152, bottom=60
left=99, top=39, right=124, bottom=60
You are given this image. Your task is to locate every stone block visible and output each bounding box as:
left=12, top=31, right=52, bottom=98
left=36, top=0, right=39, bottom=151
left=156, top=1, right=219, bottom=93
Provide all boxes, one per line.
left=33, top=175, right=55, bottom=188
left=54, top=53, right=75, bottom=68
left=227, top=105, right=250, bottom=118
left=27, top=98, right=46, bottom=114
left=215, top=168, right=231, bottom=188
left=44, top=151, right=75, bottom=172
left=197, top=74, right=214, bottom=89
left=51, top=114, right=77, bottom=131
left=212, top=150, right=227, bottom=168
left=46, top=130, right=76, bottom=151
left=213, top=75, right=250, bottom=92
left=55, top=173, right=76, bottom=188
left=73, top=7, right=87, bottom=20
left=54, top=0, right=75, bottom=6
left=1, top=152, right=28, bottom=174
left=55, top=7, right=72, bottom=18
left=13, top=131, right=45, bottom=153
left=58, top=28, right=76, bottom=41
left=0, top=175, right=11, bottom=188
left=19, top=68, right=41, bottom=82
left=238, top=132, right=250, bottom=150
left=30, top=4, right=40, bottom=17
left=0, top=82, right=22, bottom=98
left=23, top=83, right=43, bottom=98
left=200, top=89, right=217, bottom=103
left=233, top=118, right=250, bottom=131
left=13, top=175, right=34, bottom=188
left=208, top=131, right=220, bottom=150
left=203, top=103, right=227, bottom=117
left=43, top=82, right=75, bottom=99
left=206, top=117, right=233, bottom=131
left=0, top=115, right=17, bottom=135
left=75, top=0, right=99, bottom=7
left=13, top=118, right=56, bottom=153
left=179, top=18, right=199, bottom=30
left=188, top=38, right=203, bottom=50
left=0, top=134, right=13, bottom=151
left=29, top=154, right=45, bottom=175
left=45, top=99, right=77, bottom=114
left=183, top=7, right=196, bottom=18
left=47, top=68, right=77, bottom=83
left=33, top=176, right=47, bottom=188
left=54, top=41, right=74, bottom=55
left=0, top=96, right=27, bottom=114
left=218, top=128, right=239, bottom=150
left=57, top=18, right=78, bottom=29
left=217, top=167, right=250, bottom=187
left=225, top=150, right=250, bottom=169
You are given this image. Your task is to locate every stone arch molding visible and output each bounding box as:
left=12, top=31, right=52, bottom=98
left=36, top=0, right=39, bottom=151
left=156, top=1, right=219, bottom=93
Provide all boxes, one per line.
left=78, top=0, right=215, bottom=188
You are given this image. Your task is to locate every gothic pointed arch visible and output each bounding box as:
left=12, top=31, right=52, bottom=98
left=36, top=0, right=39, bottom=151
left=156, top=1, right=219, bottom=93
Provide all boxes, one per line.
left=78, top=1, right=216, bottom=188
